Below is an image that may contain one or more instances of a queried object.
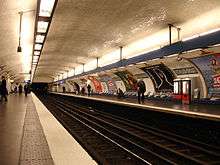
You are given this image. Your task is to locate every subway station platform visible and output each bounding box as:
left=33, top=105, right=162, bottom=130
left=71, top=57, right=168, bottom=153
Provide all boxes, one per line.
left=0, top=94, right=97, bottom=165
left=53, top=92, right=220, bottom=121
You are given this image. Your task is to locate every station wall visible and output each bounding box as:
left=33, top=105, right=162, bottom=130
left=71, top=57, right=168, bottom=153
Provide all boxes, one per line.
left=51, top=49, right=220, bottom=100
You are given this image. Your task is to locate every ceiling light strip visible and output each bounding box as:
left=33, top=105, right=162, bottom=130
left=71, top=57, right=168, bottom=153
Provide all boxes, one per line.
left=31, top=0, right=58, bottom=82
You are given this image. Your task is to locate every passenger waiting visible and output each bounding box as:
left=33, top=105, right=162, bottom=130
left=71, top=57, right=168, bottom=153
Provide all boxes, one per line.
left=24, top=84, right=29, bottom=97
left=18, top=84, right=23, bottom=94
left=62, top=86, right=66, bottom=93
left=0, top=76, right=8, bottom=102
left=137, top=79, right=146, bottom=104
left=87, top=84, right=91, bottom=96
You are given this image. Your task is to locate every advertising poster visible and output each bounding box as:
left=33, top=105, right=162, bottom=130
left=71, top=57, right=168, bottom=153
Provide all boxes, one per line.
left=212, top=54, right=220, bottom=89
left=192, top=53, right=220, bottom=96
left=99, top=74, right=117, bottom=92
left=141, top=64, right=174, bottom=92
left=88, top=76, right=102, bottom=93
left=114, top=70, right=137, bottom=91
left=101, top=82, right=108, bottom=92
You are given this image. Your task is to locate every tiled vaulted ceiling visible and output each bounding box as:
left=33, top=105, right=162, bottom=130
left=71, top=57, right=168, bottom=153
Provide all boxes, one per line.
left=28, top=0, right=220, bottom=82
left=0, top=0, right=36, bottom=81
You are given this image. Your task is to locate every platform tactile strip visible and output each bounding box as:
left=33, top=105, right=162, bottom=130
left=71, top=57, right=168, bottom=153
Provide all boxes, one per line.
left=19, top=101, right=54, bottom=165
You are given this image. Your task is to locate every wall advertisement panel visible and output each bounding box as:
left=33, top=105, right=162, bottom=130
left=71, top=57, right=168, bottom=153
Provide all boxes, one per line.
left=88, top=76, right=103, bottom=93
left=141, top=64, right=174, bottom=92
left=114, top=71, right=137, bottom=91
left=191, top=53, right=220, bottom=97
left=99, top=74, right=117, bottom=93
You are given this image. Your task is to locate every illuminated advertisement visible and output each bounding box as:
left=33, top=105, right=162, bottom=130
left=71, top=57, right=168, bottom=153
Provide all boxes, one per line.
left=99, top=74, right=117, bottom=92
left=191, top=53, right=220, bottom=96
left=212, top=54, right=220, bottom=89
left=88, top=76, right=102, bottom=93
left=141, top=64, right=174, bottom=92
left=114, top=71, right=137, bottom=91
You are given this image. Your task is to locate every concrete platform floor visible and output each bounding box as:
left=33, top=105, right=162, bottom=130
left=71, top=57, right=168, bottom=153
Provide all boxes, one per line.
left=0, top=94, right=30, bottom=165
left=0, top=94, right=97, bottom=165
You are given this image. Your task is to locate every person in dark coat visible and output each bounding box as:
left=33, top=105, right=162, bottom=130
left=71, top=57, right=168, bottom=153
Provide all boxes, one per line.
left=24, top=84, right=28, bottom=96
left=137, top=80, right=146, bottom=104
left=62, top=86, right=66, bottom=93
left=87, top=84, right=91, bottom=96
left=1, top=76, right=8, bottom=102
left=18, top=84, right=23, bottom=94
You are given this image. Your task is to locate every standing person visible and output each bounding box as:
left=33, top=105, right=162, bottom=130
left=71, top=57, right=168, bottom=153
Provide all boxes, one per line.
left=74, top=83, right=80, bottom=95
left=18, top=84, right=23, bottom=94
left=24, top=84, right=28, bottom=97
left=1, top=76, right=8, bottom=102
left=87, top=84, right=91, bottom=96
left=81, top=87, right=85, bottom=95
left=62, top=86, right=66, bottom=93
left=137, top=79, right=146, bottom=104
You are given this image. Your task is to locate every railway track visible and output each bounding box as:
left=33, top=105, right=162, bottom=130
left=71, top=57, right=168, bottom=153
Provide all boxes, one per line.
left=38, top=94, right=220, bottom=165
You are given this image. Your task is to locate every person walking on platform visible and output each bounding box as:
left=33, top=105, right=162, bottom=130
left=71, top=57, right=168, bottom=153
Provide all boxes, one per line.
left=87, top=84, right=91, bottom=96
left=18, top=84, right=23, bottom=94
left=24, top=84, right=28, bottom=97
left=0, top=76, right=8, bottom=102
left=137, top=79, right=146, bottom=104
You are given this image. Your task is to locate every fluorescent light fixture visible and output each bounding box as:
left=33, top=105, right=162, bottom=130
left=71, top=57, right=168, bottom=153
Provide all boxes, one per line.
left=35, top=44, right=42, bottom=50
left=33, top=56, right=39, bottom=61
left=187, top=48, right=202, bottom=53
left=213, top=43, right=220, bottom=47
left=37, top=21, right=49, bottom=33
left=182, top=34, right=200, bottom=41
left=36, top=34, right=45, bottom=43
left=151, top=58, right=160, bottom=61
left=99, top=50, right=120, bottom=67
left=75, top=65, right=83, bottom=75
left=34, top=51, right=40, bottom=56
left=182, top=28, right=220, bottom=42
left=167, top=53, right=179, bottom=57
left=199, top=28, right=220, bottom=36
left=39, top=0, right=55, bottom=17
left=84, top=59, right=97, bottom=72
left=138, top=61, right=146, bottom=64
left=33, top=59, right=38, bottom=63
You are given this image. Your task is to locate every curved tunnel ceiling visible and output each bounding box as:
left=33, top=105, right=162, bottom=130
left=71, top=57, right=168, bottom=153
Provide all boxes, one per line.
left=17, top=0, right=220, bottom=82
left=0, top=0, right=37, bottom=82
